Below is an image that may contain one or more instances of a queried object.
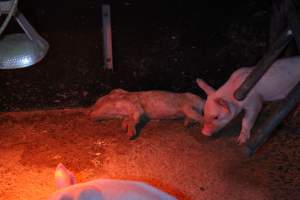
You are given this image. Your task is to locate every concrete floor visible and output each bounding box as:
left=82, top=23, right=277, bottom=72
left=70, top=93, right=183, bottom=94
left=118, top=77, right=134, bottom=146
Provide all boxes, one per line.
left=0, top=108, right=299, bottom=200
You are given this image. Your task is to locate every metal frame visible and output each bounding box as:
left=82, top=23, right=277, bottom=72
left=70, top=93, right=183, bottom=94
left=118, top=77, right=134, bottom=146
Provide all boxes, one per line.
left=234, top=0, right=300, bottom=156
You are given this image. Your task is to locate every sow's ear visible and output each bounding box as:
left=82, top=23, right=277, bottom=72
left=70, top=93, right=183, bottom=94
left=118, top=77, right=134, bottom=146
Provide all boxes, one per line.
left=196, top=78, right=216, bottom=95
left=214, top=98, right=230, bottom=113
left=55, top=163, right=76, bottom=190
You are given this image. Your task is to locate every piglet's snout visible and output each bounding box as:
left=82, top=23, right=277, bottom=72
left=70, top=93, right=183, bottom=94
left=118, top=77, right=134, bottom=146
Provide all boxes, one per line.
left=201, top=121, right=214, bottom=136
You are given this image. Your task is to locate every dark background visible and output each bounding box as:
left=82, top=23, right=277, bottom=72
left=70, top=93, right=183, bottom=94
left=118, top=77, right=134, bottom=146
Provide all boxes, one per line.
left=0, top=0, right=271, bottom=111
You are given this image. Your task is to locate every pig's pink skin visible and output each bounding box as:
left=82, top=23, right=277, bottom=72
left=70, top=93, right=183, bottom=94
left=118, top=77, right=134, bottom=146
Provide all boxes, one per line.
left=202, top=124, right=214, bottom=136
left=89, top=89, right=204, bottom=137
left=49, top=180, right=177, bottom=200
left=49, top=164, right=177, bottom=200
left=55, top=163, right=76, bottom=190
left=197, top=56, right=300, bottom=144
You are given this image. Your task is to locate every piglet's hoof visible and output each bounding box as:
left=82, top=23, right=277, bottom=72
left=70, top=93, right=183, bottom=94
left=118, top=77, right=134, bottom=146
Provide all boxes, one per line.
left=236, top=131, right=250, bottom=145
left=126, top=126, right=139, bottom=140
left=127, top=130, right=136, bottom=137
left=183, top=118, right=196, bottom=127
left=121, top=121, right=128, bottom=131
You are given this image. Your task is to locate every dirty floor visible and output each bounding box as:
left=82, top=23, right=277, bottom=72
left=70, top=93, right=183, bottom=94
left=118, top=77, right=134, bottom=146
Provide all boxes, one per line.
left=0, top=0, right=299, bottom=199
left=0, top=108, right=300, bottom=200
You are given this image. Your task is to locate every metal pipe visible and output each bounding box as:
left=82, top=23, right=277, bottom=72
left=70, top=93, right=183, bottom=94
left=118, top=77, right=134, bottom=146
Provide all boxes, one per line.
left=286, top=0, right=300, bottom=49
left=244, top=81, right=300, bottom=156
left=234, top=29, right=293, bottom=101
left=0, top=0, right=18, bottom=36
left=15, top=10, right=49, bottom=50
left=102, top=4, right=113, bottom=70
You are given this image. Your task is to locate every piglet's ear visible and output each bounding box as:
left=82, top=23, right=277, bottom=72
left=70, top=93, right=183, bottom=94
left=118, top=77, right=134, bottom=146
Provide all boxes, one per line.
left=196, top=78, right=216, bottom=95
left=55, top=163, right=76, bottom=190
left=214, top=98, right=230, bottom=113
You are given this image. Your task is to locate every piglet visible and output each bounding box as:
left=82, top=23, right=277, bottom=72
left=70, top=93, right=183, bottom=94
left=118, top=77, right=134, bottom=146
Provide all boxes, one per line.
left=89, top=89, right=204, bottom=137
left=49, top=163, right=177, bottom=200
left=196, top=56, right=300, bottom=144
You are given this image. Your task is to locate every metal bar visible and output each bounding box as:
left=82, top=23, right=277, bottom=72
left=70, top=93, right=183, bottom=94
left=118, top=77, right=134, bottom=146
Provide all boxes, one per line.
left=244, top=81, right=300, bottom=156
left=14, top=10, right=49, bottom=50
left=102, top=4, right=113, bottom=70
left=234, top=29, right=293, bottom=101
left=0, top=0, right=18, bottom=35
left=287, top=0, right=300, bottom=49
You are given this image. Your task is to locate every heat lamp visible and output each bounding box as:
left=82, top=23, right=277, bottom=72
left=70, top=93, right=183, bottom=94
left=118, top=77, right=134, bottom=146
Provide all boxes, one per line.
left=0, top=0, right=49, bottom=69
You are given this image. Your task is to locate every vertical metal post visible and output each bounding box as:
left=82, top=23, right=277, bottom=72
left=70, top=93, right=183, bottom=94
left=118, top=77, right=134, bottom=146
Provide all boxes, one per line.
left=102, top=4, right=113, bottom=70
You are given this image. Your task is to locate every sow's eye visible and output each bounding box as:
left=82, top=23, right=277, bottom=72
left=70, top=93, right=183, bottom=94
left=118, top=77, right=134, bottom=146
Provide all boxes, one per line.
left=213, top=116, right=219, bottom=120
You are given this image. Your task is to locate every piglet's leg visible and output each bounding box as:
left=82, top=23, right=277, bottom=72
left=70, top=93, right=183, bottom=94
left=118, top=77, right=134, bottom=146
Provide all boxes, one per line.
left=121, top=117, right=137, bottom=137
left=237, top=99, right=262, bottom=145
left=126, top=111, right=144, bottom=137
left=183, top=118, right=195, bottom=127
left=121, top=117, right=130, bottom=131
left=126, top=120, right=138, bottom=137
left=120, top=102, right=144, bottom=137
left=182, top=106, right=203, bottom=126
